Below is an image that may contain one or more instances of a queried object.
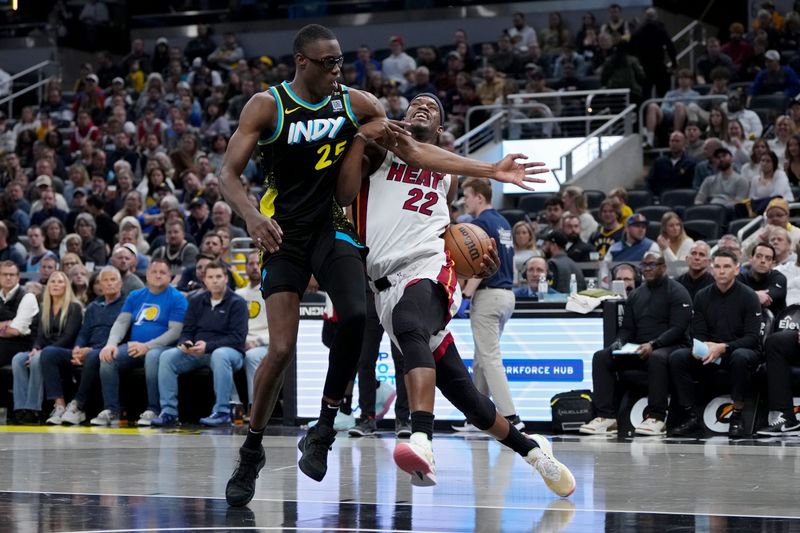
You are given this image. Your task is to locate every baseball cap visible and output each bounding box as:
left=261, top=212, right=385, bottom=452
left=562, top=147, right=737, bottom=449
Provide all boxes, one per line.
left=713, top=146, right=732, bottom=157
left=71, top=187, right=88, bottom=198
left=766, top=197, right=790, bottom=215
left=192, top=57, right=203, bottom=68
left=626, top=213, right=648, bottom=226
left=112, top=77, right=125, bottom=86
left=765, top=49, right=781, bottom=62
left=389, top=35, right=404, bottom=46
left=113, top=243, right=138, bottom=257
left=34, top=175, right=52, bottom=188
left=542, top=229, right=568, bottom=248
left=259, top=55, right=273, bottom=67
left=86, top=73, right=99, bottom=83
left=189, top=197, right=206, bottom=209
left=446, top=50, right=461, bottom=60
left=156, top=37, right=169, bottom=46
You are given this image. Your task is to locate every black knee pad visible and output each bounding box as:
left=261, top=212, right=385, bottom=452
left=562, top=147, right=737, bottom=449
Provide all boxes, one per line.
left=392, top=298, right=435, bottom=371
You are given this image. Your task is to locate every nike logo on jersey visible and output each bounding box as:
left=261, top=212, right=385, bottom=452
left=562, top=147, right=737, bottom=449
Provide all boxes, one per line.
left=287, top=117, right=345, bottom=145
left=682, top=303, right=690, bottom=307
left=285, top=107, right=301, bottom=115
left=385, top=161, right=445, bottom=190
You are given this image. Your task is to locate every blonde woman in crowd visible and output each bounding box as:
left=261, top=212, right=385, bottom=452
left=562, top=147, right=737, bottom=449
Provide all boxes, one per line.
left=67, top=263, right=91, bottom=305
left=657, top=211, right=694, bottom=276
left=113, top=191, right=144, bottom=225
left=769, top=116, right=795, bottom=168
left=59, top=253, right=83, bottom=275
left=561, top=185, right=598, bottom=242
left=10, top=271, right=83, bottom=425
left=511, top=220, right=540, bottom=287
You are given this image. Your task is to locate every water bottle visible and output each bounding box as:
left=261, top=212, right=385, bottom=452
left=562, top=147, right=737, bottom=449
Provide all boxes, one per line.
left=537, top=273, right=548, bottom=300
left=598, top=260, right=610, bottom=290
left=569, top=273, right=578, bottom=295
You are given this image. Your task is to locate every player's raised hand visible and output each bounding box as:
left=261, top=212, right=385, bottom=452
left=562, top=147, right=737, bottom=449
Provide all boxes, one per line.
left=358, top=119, right=411, bottom=147
left=492, top=153, right=549, bottom=191
left=476, top=238, right=500, bottom=278
left=245, top=212, right=283, bottom=253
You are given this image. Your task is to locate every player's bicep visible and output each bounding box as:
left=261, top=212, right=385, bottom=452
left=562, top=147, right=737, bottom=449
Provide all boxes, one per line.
left=349, top=88, right=387, bottom=122
left=223, top=94, right=275, bottom=172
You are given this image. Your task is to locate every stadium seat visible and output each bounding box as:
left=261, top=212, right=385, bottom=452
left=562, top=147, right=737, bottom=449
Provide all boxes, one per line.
left=626, top=190, right=653, bottom=210
left=499, top=209, right=527, bottom=226
left=727, top=218, right=754, bottom=238
left=684, top=204, right=728, bottom=227
left=646, top=221, right=661, bottom=241
left=636, top=205, right=672, bottom=222
left=659, top=189, right=697, bottom=210
left=584, top=190, right=605, bottom=209
left=590, top=207, right=600, bottom=223
left=750, top=93, right=790, bottom=111
left=684, top=219, right=721, bottom=241
left=517, top=193, right=553, bottom=214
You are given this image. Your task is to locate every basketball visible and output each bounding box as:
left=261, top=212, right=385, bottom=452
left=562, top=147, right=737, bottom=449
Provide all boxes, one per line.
left=443, top=223, right=492, bottom=277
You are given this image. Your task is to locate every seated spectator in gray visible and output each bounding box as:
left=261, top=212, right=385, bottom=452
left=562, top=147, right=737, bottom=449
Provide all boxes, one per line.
left=110, top=243, right=145, bottom=297
left=236, top=252, right=269, bottom=411
left=150, top=219, right=200, bottom=277
left=96, top=259, right=187, bottom=426
left=540, top=229, right=585, bottom=293
left=694, top=147, right=748, bottom=206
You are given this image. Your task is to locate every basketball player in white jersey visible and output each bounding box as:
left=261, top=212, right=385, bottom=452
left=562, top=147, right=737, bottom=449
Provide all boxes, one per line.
left=336, top=93, right=575, bottom=497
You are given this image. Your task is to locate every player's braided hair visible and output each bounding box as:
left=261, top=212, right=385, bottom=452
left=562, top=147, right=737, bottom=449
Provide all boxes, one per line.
left=293, top=24, right=337, bottom=55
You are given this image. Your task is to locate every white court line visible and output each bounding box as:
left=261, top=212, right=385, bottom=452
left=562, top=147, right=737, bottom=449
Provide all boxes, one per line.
left=3, top=489, right=800, bottom=521
left=62, top=526, right=457, bottom=533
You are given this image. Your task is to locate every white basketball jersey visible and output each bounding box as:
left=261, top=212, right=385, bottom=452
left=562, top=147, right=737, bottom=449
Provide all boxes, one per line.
left=355, top=150, right=452, bottom=281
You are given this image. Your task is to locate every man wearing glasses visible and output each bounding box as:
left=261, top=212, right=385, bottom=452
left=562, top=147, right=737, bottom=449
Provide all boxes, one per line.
left=220, top=24, right=545, bottom=507
left=669, top=249, right=762, bottom=437
left=580, top=252, right=692, bottom=436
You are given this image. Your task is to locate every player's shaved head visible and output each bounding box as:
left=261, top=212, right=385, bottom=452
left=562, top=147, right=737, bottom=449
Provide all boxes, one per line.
left=293, top=24, right=337, bottom=55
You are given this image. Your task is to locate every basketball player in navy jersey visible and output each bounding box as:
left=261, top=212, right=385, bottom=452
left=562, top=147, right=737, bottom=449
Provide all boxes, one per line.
left=220, top=24, right=546, bottom=506
left=336, top=93, right=575, bottom=496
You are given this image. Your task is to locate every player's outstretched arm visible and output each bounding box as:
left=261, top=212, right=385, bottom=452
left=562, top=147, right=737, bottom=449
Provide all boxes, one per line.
left=336, top=133, right=376, bottom=207
left=220, top=93, right=283, bottom=253
left=348, top=89, right=548, bottom=191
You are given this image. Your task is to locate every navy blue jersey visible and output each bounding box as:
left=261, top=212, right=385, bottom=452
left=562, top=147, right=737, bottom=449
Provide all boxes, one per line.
left=471, top=208, right=514, bottom=289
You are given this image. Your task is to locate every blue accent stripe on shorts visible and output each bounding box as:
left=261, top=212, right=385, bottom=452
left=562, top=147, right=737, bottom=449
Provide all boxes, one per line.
left=335, top=231, right=365, bottom=249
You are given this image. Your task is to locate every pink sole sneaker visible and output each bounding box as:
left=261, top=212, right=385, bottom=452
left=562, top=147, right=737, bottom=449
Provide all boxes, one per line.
left=393, top=442, right=436, bottom=487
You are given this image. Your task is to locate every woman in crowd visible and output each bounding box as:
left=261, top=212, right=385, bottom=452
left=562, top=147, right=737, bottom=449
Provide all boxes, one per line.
left=741, top=139, right=771, bottom=182
left=215, top=226, right=247, bottom=288
left=75, top=213, right=108, bottom=266
left=60, top=253, right=83, bottom=277
left=59, top=233, right=83, bottom=260
left=657, top=211, right=694, bottom=276
left=68, top=263, right=91, bottom=305
left=750, top=150, right=794, bottom=211
left=511, top=220, right=540, bottom=287
left=561, top=185, right=598, bottom=242
left=113, top=190, right=145, bottom=226
left=784, top=134, right=800, bottom=186
left=769, top=115, right=795, bottom=167
left=41, top=217, right=66, bottom=255
left=10, top=271, right=82, bottom=425
left=705, top=106, right=729, bottom=142
left=725, top=119, right=752, bottom=168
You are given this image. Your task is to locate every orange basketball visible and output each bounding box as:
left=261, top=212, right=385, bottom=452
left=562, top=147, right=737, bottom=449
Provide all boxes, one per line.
left=443, top=223, right=492, bottom=277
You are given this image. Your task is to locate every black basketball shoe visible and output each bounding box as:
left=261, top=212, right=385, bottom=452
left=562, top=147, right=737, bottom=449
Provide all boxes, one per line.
left=225, top=446, right=266, bottom=507
left=298, top=424, right=337, bottom=481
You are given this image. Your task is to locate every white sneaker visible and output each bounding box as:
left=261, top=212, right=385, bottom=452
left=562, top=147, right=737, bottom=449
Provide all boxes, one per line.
left=393, top=432, right=436, bottom=487
left=525, top=434, right=576, bottom=498
left=374, top=382, right=397, bottom=420
left=136, top=409, right=157, bottom=426
left=451, top=420, right=479, bottom=432
left=45, top=404, right=66, bottom=425
left=61, top=401, right=86, bottom=425
left=90, top=409, right=119, bottom=426
left=578, top=417, right=617, bottom=435
left=635, top=417, right=666, bottom=436
left=307, top=410, right=357, bottom=431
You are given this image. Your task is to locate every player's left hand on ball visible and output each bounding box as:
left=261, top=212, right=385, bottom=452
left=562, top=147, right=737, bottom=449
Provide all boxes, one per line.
left=493, top=153, right=548, bottom=191
left=476, top=238, right=500, bottom=278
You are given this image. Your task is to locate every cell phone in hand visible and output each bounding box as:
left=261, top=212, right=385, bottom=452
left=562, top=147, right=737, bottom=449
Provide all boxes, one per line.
left=182, top=341, right=195, bottom=348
